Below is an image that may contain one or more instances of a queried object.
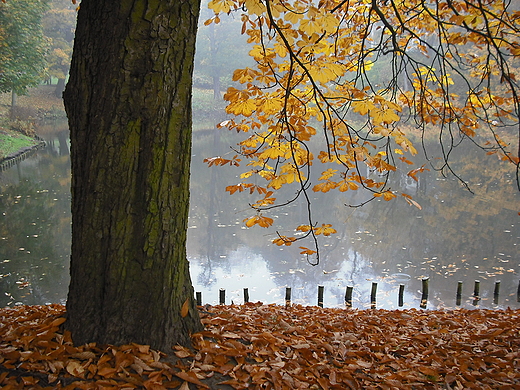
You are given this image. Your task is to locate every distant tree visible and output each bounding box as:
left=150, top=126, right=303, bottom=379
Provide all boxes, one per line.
left=0, top=0, right=49, bottom=105
left=205, top=0, right=520, bottom=263
left=195, top=0, right=253, bottom=99
left=42, top=0, right=76, bottom=97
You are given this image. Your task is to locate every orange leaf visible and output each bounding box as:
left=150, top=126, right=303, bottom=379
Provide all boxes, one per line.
left=181, top=298, right=189, bottom=318
left=299, top=247, right=317, bottom=255
left=50, top=317, right=67, bottom=327
left=97, top=366, right=117, bottom=378
left=175, top=371, right=209, bottom=389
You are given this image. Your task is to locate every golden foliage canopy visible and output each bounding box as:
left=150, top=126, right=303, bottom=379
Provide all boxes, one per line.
left=205, top=0, right=520, bottom=263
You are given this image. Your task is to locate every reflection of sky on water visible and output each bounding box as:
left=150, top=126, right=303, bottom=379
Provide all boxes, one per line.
left=188, top=243, right=517, bottom=310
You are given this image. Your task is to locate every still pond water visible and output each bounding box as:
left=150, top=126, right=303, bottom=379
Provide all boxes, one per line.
left=1, top=120, right=519, bottom=310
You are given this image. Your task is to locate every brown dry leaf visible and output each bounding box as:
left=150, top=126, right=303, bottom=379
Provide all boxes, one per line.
left=70, top=351, right=96, bottom=360
left=65, top=360, right=84, bottom=377
left=174, top=370, right=210, bottom=389
left=181, top=298, right=190, bottom=318
left=2, top=304, right=520, bottom=389
left=174, top=350, right=191, bottom=359
left=178, top=381, right=190, bottom=390
left=97, top=365, right=118, bottom=378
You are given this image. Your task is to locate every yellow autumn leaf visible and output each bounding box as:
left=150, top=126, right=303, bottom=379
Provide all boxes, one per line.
left=244, top=0, right=266, bottom=15
left=320, top=13, right=340, bottom=33
left=318, top=168, right=337, bottom=180
left=208, top=0, right=234, bottom=14
left=260, top=147, right=285, bottom=160
left=248, top=45, right=269, bottom=61
left=362, top=60, right=374, bottom=71
left=299, top=18, right=323, bottom=36
left=372, top=108, right=400, bottom=124
left=267, top=175, right=287, bottom=190
left=285, top=10, right=303, bottom=24
left=244, top=216, right=257, bottom=227
left=232, top=67, right=258, bottom=83
left=257, top=216, right=274, bottom=227
left=297, top=225, right=312, bottom=232
left=274, top=42, right=288, bottom=58
left=226, top=99, right=257, bottom=117
left=299, top=246, right=317, bottom=255
left=243, top=215, right=274, bottom=228
left=273, top=236, right=296, bottom=246
left=352, top=100, right=376, bottom=116
left=380, top=191, right=396, bottom=201
left=260, top=98, right=283, bottom=115
left=313, top=181, right=338, bottom=192
left=314, top=224, right=337, bottom=236
left=308, top=63, right=343, bottom=84
left=338, top=181, right=350, bottom=192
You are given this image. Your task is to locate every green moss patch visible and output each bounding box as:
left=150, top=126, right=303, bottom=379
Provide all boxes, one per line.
left=0, top=127, right=39, bottom=160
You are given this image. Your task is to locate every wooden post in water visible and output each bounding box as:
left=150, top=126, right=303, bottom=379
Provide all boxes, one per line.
left=345, top=286, right=353, bottom=308
left=318, top=285, right=324, bottom=307
left=473, top=280, right=480, bottom=306
left=517, top=280, right=520, bottom=302
left=493, top=281, right=500, bottom=305
left=285, top=287, right=292, bottom=306
left=219, top=288, right=225, bottom=305
left=370, top=282, right=377, bottom=309
left=420, top=277, right=429, bottom=309
left=196, top=292, right=202, bottom=306
left=456, top=281, right=463, bottom=306
left=243, top=288, right=249, bottom=304
left=398, top=284, right=405, bottom=307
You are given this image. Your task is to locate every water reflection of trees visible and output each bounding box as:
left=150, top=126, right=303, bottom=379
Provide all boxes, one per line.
left=1, top=120, right=517, bottom=308
left=0, top=136, right=71, bottom=306
left=189, top=128, right=518, bottom=307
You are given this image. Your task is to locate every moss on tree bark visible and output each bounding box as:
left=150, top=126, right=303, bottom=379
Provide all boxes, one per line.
left=63, top=0, right=202, bottom=350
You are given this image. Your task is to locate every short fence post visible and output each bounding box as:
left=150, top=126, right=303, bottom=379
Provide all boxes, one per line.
left=473, top=280, right=480, bottom=306
left=345, top=286, right=353, bottom=308
left=493, top=281, right=500, bottom=305
left=398, top=284, right=405, bottom=307
left=318, top=285, right=324, bottom=307
left=517, top=280, right=520, bottom=302
left=219, top=288, right=225, bottom=305
left=456, top=281, right=463, bottom=306
left=196, top=291, right=202, bottom=306
left=370, top=282, right=377, bottom=309
left=243, top=288, right=249, bottom=303
left=285, top=287, right=292, bottom=306
left=420, top=277, right=429, bottom=309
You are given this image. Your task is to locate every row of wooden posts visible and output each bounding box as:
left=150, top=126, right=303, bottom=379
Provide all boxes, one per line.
left=196, top=278, right=520, bottom=309
left=0, top=141, right=46, bottom=172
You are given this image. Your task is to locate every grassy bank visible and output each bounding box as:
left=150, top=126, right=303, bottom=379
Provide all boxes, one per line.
left=0, top=128, right=40, bottom=159
left=0, top=86, right=66, bottom=159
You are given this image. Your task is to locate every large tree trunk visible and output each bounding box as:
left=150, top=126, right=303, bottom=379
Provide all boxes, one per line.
left=63, top=0, right=202, bottom=350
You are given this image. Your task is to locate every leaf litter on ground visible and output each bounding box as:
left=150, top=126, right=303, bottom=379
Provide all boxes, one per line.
left=1, top=303, right=519, bottom=389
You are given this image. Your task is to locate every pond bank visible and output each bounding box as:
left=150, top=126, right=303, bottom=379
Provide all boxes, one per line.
left=0, top=85, right=65, bottom=171
left=0, top=131, right=46, bottom=171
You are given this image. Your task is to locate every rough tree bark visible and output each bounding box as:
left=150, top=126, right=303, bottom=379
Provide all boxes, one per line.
left=63, top=0, right=202, bottom=350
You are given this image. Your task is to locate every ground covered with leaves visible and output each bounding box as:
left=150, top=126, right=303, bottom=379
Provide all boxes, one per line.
left=1, top=303, right=519, bottom=389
